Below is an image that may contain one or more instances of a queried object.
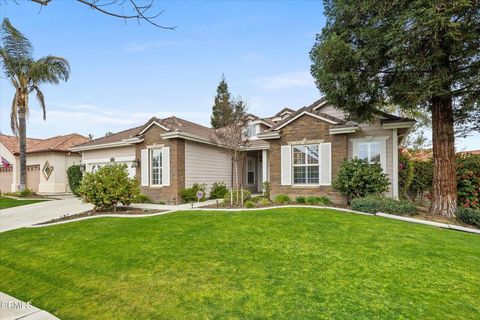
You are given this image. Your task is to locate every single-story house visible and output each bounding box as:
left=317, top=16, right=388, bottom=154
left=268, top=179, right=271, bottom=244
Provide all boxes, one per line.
left=71, top=98, right=414, bottom=204
left=0, top=133, right=88, bottom=194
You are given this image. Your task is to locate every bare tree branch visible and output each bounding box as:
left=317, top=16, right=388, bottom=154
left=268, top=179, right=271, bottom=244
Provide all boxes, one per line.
left=27, top=0, right=176, bottom=29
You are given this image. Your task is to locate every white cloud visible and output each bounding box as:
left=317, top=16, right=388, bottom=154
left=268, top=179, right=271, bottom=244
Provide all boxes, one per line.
left=26, top=102, right=211, bottom=138
left=255, top=71, right=316, bottom=90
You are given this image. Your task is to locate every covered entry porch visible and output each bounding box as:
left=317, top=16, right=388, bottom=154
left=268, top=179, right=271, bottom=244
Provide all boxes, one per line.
left=242, top=147, right=269, bottom=194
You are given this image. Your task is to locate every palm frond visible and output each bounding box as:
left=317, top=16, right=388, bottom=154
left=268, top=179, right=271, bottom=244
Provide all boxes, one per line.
left=34, top=86, right=46, bottom=120
left=1, top=18, right=32, bottom=59
left=10, top=92, right=18, bottom=135
left=30, top=55, right=70, bottom=85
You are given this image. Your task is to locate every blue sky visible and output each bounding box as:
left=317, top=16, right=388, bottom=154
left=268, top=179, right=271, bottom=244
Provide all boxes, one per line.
left=0, top=1, right=478, bottom=150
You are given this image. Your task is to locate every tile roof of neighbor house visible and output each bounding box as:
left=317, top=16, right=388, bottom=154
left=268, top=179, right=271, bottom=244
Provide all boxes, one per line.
left=457, top=150, right=480, bottom=155
left=0, top=133, right=89, bottom=155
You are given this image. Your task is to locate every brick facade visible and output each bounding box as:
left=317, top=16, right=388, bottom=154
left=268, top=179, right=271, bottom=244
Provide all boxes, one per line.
left=267, top=114, right=348, bottom=204
left=135, top=125, right=185, bottom=204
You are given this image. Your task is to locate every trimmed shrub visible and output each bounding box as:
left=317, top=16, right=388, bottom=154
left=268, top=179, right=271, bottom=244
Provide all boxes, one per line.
left=210, top=182, right=228, bottom=199
left=333, top=158, right=390, bottom=199
left=457, top=207, right=480, bottom=227
left=296, top=196, right=306, bottom=204
left=306, top=196, right=332, bottom=205
left=180, top=183, right=207, bottom=202
left=251, top=196, right=264, bottom=203
left=19, top=188, right=34, bottom=197
left=223, top=189, right=251, bottom=204
left=274, top=194, right=291, bottom=204
left=78, top=164, right=140, bottom=210
left=259, top=198, right=271, bottom=207
left=133, top=194, right=151, bottom=203
left=262, top=181, right=271, bottom=201
left=67, top=165, right=83, bottom=196
left=244, top=200, right=255, bottom=208
left=456, top=154, right=480, bottom=209
left=351, top=196, right=417, bottom=216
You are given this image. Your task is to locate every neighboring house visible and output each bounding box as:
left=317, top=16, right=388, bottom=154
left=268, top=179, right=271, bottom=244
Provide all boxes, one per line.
left=0, top=133, right=88, bottom=194
left=71, top=98, right=415, bottom=204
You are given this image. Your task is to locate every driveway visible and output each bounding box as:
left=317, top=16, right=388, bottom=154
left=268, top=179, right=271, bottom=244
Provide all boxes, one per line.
left=0, top=198, right=92, bottom=233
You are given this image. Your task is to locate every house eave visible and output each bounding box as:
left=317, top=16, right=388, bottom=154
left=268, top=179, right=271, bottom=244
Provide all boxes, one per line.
left=329, top=127, right=359, bottom=135
left=381, top=121, right=416, bottom=129
left=257, top=132, right=281, bottom=140
left=161, top=131, right=216, bottom=146
left=70, top=138, right=144, bottom=152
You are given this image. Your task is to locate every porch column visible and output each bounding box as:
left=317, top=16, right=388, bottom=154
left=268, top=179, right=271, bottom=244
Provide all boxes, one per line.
left=262, top=149, right=268, bottom=186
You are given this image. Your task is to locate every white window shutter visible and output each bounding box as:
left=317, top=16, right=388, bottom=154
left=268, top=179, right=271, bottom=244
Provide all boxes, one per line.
left=319, top=143, right=332, bottom=186
left=162, top=147, right=170, bottom=186
left=140, top=149, right=149, bottom=186
left=280, top=145, right=292, bottom=185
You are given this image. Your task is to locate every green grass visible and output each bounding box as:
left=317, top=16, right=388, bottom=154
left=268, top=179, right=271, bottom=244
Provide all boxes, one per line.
left=0, top=208, right=479, bottom=319
left=0, top=196, right=47, bottom=209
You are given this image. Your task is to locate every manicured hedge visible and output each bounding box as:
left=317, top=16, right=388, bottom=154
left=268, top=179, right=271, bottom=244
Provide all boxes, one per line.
left=351, top=196, right=417, bottom=216
left=457, top=207, right=480, bottom=228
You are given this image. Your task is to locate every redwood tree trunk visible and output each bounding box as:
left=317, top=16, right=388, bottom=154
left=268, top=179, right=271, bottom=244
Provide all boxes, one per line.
left=429, top=97, right=457, bottom=217
left=18, top=108, right=27, bottom=192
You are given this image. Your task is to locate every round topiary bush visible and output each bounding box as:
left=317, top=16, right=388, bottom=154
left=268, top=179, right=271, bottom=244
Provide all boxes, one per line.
left=77, top=164, right=140, bottom=210
left=332, top=158, right=390, bottom=200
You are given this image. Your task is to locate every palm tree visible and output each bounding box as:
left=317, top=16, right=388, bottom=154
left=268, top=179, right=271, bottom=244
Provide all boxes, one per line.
left=0, top=18, right=70, bottom=191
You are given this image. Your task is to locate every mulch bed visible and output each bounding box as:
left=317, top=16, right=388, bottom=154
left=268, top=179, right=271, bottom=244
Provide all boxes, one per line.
left=37, top=206, right=164, bottom=225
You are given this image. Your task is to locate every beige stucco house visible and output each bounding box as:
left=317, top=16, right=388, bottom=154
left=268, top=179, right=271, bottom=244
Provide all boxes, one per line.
left=71, top=98, right=414, bottom=204
left=0, top=133, right=88, bottom=194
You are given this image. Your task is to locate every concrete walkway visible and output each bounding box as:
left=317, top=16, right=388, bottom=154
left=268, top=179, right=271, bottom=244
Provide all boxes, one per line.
left=0, top=198, right=93, bottom=233
left=0, top=292, right=59, bottom=320
left=0, top=198, right=220, bottom=233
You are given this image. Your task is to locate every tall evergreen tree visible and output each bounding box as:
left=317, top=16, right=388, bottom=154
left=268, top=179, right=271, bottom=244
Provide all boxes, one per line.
left=211, top=75, right=234, bottom=129
left=310, top=0, right=480, bottom=217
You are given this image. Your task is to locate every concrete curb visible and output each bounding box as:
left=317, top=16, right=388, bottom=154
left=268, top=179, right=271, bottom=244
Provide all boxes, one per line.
left=26, top=205, right=479, bottom=235
left=375, top=212, right=480, bottom=234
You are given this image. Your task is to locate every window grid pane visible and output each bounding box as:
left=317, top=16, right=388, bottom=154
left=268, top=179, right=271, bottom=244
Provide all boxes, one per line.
left=150, top=149, right=163, bottom=185
left=292, top=144, right=319, bottom=185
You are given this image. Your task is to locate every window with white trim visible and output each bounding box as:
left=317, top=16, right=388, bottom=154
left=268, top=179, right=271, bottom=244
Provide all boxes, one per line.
left=245, top=124, right=259, bottom=138
left=150, top=148, right=162, bottom=185
left=357, top=142, right=381, bottom=164
left=292, top=145, right=319, bottom=184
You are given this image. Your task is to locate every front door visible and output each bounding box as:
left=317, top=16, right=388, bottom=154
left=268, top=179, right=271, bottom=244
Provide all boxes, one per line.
left=246, top=157, right=256, bottom=188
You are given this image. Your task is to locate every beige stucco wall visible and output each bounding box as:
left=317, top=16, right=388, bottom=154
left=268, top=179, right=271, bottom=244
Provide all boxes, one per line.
left=0, top=142, right=16, bottom=192
left=21, top=152, right=82, bottom=194
left=184, top=141, right=232, bottom=195
left=81, top=145, right=137, bottom=178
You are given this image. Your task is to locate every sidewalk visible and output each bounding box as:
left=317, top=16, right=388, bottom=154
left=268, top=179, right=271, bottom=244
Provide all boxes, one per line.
left=0, top=292, right=59, bottom=320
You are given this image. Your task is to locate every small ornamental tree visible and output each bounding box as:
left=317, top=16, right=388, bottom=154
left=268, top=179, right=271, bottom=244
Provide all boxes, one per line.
left=333, top=158, right=390, bottom=200
left=78, top=164, right=139, bottom=211
left=66, top=165, right=82, bottom=196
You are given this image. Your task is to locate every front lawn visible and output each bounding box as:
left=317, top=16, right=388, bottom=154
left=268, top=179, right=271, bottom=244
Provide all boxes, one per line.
left=0, top=196, right=47, bottom=209
left=0, top=208, right=479, bottom=319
